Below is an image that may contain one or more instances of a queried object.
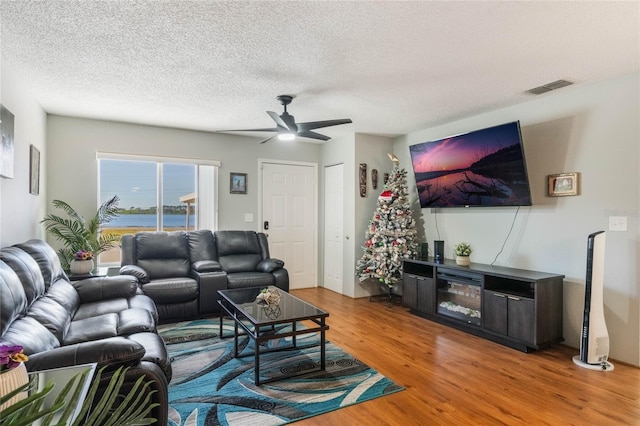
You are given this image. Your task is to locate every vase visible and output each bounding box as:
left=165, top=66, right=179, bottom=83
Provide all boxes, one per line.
left=0, top=363, right=29, bottom=410
left=456, top=255, right=470, bottom=266
left=70, top=259, right=94, bottom=275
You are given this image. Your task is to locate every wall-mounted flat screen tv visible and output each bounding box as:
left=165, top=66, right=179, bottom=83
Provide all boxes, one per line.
left=409, top=121, right=532, bottom=208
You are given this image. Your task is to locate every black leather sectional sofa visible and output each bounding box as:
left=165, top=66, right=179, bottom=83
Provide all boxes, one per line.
left=0, top=239, right=171, bottom=424
left=0, top=230, right=287, bottom=423
left=120, top=229, right=289, bottom=322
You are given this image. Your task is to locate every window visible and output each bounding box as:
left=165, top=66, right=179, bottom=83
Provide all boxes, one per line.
left=97, top=153, right=219, bottom=265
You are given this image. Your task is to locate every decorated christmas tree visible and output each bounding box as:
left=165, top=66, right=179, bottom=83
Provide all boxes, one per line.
left=356, top=154, right=418, bottom=293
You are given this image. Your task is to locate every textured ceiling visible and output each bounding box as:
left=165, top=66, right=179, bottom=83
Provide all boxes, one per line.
left=1, top=1, right=639, bottom=142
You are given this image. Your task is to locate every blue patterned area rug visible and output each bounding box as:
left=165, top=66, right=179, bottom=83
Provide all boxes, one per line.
left=158, top=318, right=403, bottom=426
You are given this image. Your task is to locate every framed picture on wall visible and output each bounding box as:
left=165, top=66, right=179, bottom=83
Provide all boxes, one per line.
left=230, top=172, right=247, bottom=194
left=0, top=104, right=15, bottom=179
left=548, top=172, right=578, bottom=197
left=29, top=145, right=40, bottom=195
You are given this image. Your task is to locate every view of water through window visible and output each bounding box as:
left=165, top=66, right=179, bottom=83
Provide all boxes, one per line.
left=99, top=159, right=197, bottom=263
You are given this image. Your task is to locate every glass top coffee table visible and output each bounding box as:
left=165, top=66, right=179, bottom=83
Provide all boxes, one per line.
left=217, top=286, right=329, bottom=385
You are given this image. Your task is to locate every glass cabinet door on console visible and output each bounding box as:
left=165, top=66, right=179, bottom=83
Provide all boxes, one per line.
left=436, top=269, right=482, bottom=326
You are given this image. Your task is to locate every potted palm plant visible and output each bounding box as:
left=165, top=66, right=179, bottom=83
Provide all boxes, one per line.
left=41, top=195, right=121, bottom=272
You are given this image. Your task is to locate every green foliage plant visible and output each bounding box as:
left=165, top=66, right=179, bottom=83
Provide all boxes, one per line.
left=41, top=195, right=121, bottom=271
left=453, top=242, right=472, bottom=257
left=0, top=366, right=157, bottom=426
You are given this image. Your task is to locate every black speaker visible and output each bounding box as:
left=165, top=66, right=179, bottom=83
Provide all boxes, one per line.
left=420, top=243, right=429, bottom=259
left=434, top=240, right=444, bottom=263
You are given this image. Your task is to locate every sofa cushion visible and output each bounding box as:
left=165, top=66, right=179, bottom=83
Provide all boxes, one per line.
left=1, top=316, right=60, bottom=355
left=45, top=280, right=81, bottom=315
left=27, top=296, right=72, bottom=344
left=215, top=231, right=261, bottom=255
left=218, top=254, right=262, bottom=273
left=0, top=261, right=28, bottom=335
left=187, top=230, right=217, bottom=263
left=215, top=231, right=267, bottom=273
left=226, top=272, right=274, bottom=289
left=136, top=232, right=190, bottom=279
left=141, top=278, right=198, bottom=304
left=15, top=239, right=68, bottom=291
left=65, top=313, right=119, bottom=345
left=128, top=294, right=160, bottom=323
left=73, top=298, right=132, bottom=321
left=0, top=247, right=46, bottom=307
left=117, top=308, right=155, bottom=335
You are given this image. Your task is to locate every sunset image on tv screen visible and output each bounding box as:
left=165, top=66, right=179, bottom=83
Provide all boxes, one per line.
left=409, top=121, right=532, bottom=208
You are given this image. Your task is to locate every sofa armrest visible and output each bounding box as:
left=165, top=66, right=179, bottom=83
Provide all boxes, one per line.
left=256, top=258, right=285, bottom=273
left=192, top=260, right=222, bottom=273
left=72, top=275, right=139, bottom=303
left=118, top=362, right=169, bottom=426
left=191, top=270, right=227, bottom=315
left=26, top=337, right=145, bottom=372
left=119, top=264, right=150, bottom=284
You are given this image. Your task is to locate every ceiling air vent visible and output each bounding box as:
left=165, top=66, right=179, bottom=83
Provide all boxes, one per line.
left=525, top=79, right=574, bottom=95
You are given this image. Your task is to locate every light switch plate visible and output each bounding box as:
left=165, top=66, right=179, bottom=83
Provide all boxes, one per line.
left=609, top=216, right=627, bottom=232
left=244, top=213, right=254, bottom=223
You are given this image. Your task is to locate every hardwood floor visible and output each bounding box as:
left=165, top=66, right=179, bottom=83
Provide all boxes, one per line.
left=290, top=287, right=640, bottom=426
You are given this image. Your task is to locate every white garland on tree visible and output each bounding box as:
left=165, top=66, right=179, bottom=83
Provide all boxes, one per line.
left=356, top=154, right=417, bottom=289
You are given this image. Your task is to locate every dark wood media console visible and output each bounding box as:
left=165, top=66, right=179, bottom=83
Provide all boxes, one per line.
left=402, top=258, right=564, bottom=352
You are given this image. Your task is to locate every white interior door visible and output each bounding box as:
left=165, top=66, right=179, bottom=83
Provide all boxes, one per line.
left=261, top=161, right=317, bottom=289
left=323, top=163, right=344, bottom=294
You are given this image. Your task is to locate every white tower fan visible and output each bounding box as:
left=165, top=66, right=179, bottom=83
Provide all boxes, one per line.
left=572, top=231, right=614, bottom=371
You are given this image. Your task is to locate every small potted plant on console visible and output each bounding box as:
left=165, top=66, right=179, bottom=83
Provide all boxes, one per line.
left=454, top=242, right=472, bottom=266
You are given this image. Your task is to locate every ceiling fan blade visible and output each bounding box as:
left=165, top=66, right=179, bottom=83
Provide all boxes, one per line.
left=297, top=119, right=352, bottom=132
left=267, top=111, right=290, bottom=130
left=259, top=135, right=279, bottom=144
left=297, top=130, right=331, bottom=141
left=280, top=112, right=298, bottom=132
left=216, top=127, right=279, bottom=133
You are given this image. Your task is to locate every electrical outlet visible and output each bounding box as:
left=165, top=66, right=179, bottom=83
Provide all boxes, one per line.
left=609, top=216, right=627, bottom=232
left=244, top=213, right=254, bottom=223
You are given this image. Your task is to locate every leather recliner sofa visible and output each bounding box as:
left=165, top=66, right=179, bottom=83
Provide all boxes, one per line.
left=0, top=239, right=172, bottom=425
left=120, top=231, right=227, bottom=322
left=119, top=230, right=289, bottom=321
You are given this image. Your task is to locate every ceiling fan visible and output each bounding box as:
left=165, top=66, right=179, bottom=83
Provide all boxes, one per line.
left=220, top=95, right=352, bottom=144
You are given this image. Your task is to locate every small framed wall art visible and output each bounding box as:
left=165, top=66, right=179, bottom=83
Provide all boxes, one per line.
left=548, top=172, right=578, bottom=197
left=0, top=104, right=15, bottom=179
left=230, top=172, right=247, bottom=194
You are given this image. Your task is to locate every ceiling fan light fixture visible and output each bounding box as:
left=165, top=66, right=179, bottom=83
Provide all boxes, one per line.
left=278, top=133, right=295, bottom=141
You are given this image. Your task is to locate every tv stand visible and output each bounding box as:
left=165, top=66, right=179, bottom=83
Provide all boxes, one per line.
left=402, top=258, right=564, bottom=352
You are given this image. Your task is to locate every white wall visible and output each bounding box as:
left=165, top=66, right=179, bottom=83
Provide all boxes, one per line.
left=46, top=115, right=321, bottom=232
left=394, top=73, right=640, bottom=365
left=0, top=61, right=47, bottom=246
